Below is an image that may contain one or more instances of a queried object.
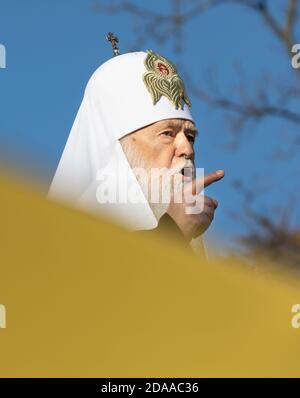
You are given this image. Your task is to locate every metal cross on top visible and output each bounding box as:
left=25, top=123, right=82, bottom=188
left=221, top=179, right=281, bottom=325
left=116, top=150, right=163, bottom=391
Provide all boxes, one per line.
left=106, top=32, right=120, bottom=57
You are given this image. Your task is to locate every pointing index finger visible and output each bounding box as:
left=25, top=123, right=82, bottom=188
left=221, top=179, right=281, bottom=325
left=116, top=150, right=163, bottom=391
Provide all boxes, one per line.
left=192, top=170, right=225, bottom=193
left=204, top=170, right=225, bottom=188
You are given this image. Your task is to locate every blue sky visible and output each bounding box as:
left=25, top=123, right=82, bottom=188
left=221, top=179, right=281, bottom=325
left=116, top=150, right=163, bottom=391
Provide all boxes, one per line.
left=0, top=0, right=299, bottom=252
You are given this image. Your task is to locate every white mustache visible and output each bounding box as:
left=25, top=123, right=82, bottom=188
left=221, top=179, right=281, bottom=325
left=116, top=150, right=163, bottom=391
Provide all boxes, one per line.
left=172, top=159, right=195, bottom=175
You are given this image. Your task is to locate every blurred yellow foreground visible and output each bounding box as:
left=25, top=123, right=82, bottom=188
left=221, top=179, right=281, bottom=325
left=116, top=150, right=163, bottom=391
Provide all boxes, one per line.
left=0, top=172, right=300, bottom=377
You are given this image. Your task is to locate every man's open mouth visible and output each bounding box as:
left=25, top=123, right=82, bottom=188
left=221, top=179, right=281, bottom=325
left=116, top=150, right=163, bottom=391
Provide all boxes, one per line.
left=178, top=166, right=194, bottom=180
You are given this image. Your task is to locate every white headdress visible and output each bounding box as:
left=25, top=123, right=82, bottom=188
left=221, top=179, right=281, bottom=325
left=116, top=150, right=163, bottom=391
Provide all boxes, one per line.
left=48, top=48, right=193, bottom=230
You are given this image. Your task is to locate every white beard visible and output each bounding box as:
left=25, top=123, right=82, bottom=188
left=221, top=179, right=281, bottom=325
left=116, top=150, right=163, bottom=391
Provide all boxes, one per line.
left=120, top=137, right=194, bottom=221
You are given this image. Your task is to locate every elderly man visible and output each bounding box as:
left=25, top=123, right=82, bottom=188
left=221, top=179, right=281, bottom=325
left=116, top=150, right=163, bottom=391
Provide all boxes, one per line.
left=120, top=118, right=224, bottom=245
left=48, top=42, right=224, bottom=254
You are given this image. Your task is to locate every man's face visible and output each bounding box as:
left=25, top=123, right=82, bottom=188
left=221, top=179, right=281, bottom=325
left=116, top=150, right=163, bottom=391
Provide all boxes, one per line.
left=120, top=118, right=197, bottom=172
left=119, top=118, right=198, bottom=219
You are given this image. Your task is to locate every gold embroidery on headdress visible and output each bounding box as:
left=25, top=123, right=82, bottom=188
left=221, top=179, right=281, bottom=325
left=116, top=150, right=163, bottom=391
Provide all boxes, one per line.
left=143, top=49, right=191, bottom=110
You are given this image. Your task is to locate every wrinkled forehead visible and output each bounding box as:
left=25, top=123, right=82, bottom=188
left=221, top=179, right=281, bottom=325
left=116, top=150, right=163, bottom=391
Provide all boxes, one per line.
left=123, top=118, right=197, bottom=138
left=153, top=118, right=196, bottom=130
left=140, top=118, right=197, bottom=135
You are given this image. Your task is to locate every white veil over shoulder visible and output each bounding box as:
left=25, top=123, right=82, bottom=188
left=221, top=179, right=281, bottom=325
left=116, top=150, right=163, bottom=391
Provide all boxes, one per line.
left=48, top=51, right=194, bottom=230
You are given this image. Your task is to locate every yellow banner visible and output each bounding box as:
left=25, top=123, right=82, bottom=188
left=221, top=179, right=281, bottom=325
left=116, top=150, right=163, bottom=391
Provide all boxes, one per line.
left=0, top=174, right=300, bottom=377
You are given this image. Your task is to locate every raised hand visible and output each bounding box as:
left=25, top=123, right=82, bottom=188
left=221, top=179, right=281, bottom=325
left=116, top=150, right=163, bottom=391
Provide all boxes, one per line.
left=167, top=170, right=225, bottom=241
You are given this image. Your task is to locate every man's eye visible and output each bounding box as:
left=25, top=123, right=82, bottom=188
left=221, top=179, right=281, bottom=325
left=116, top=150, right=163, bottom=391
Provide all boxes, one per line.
left=187, top=135, right=195, bottom=143
left=161, top=131, right=174, bottom=137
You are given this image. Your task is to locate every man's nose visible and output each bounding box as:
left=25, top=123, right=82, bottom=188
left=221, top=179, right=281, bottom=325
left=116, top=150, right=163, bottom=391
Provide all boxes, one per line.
left=174, top=133, right=194, bottom=159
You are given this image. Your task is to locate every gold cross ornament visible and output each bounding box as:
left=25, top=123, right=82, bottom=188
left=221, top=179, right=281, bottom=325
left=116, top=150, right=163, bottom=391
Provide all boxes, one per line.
left=106, top=32, right=120, bottom=57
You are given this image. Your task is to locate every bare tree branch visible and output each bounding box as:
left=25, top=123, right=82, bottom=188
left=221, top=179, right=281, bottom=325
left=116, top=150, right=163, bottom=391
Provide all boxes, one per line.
left=285, top=0, right=298, bottom=39
left=182, top=66, right=300, bottom=134
left=191, top=86, right=300, bottom=124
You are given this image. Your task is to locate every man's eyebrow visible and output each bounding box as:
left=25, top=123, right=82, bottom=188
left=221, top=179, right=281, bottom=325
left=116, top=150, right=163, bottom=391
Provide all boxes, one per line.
left=185, top=127, right=198, bottom=136
left=157, top=121, right=198, bottom=135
